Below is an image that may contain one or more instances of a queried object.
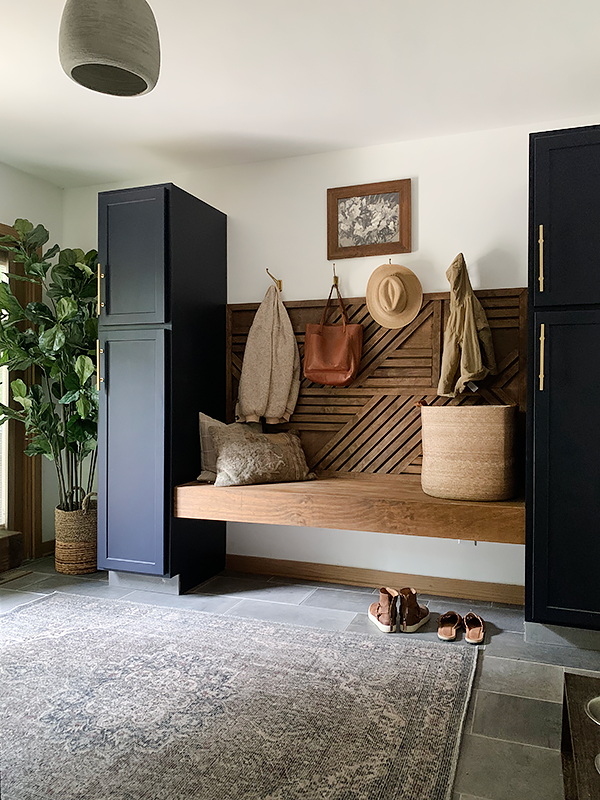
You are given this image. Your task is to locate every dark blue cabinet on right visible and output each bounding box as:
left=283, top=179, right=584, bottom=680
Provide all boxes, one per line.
left=527, top=125, right=600, bottom=630
left=97, top=183, right=227, bottom=592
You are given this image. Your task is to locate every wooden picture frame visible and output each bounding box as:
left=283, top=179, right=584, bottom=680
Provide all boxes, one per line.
left=327, top=179, right=411, bottom=260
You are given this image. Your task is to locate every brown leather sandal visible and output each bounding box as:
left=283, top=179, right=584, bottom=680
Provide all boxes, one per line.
left=464, top=612, right=485, bottom=644
left=437, top=611, right=463, bottom=641
left=368, top=587, right=399, bottom=633
left=398, top=587, right=430, bottom=633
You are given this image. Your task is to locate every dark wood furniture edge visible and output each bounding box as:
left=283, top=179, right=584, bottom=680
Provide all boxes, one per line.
left=228, top=287, right=526, bottom=312
left=226, top=554, right=525, bottom=605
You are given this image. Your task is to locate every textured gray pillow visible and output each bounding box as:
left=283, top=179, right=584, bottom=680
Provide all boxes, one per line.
left=209, top=425, right=314, bottom=487
left=197, top=413, right=262, bottom=482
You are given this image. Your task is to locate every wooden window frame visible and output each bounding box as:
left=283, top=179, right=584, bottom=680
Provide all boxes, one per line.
left=0, top=222, right=44, bottom=559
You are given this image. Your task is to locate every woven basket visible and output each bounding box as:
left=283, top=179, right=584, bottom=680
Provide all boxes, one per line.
left=54, top=493, right=98, bottom=575
left=420, top=405, right=516, bottom=501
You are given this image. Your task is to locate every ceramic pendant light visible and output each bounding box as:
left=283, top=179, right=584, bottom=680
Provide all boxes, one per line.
left=59, top=0, right=160, bottom=96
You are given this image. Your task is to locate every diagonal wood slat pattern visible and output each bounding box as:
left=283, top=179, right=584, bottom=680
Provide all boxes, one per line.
left=227, top=288, right=527, bottom=474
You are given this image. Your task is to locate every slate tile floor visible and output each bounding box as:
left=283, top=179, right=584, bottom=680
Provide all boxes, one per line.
left=3, top=558, right=600, bottom=800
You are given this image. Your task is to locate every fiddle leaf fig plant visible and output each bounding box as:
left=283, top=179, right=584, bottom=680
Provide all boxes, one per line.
left=0, top=219, right=98, bottom=511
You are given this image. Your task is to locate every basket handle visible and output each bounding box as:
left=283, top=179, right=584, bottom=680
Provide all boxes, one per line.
left=82, top=492, right=98, bottom=514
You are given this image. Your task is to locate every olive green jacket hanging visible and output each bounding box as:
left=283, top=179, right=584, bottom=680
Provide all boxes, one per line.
left=437, top=253, right=497, bottom=397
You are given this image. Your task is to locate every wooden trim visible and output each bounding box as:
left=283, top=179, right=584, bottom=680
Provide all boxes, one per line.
left=225, top=554, right=526, bottom=605
left=1, top=222, right=44, bottom=559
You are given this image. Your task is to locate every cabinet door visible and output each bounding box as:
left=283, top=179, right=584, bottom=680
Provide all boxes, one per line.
left=98, top=185, right=167, bottom=325
left=529, top=310, right=600, bottom=628
left=531, top=126, right=600, bottom=307
left=97, top=329, right=167, bottom=575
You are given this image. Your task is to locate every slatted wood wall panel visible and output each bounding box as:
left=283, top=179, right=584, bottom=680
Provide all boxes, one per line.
left=227, top=288, right=527, bottom=475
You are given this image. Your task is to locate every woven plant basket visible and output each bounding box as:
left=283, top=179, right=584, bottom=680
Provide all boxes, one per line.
left=420, top=405, right=516, bottom=501
left=54, top=492, right=98, bottom=575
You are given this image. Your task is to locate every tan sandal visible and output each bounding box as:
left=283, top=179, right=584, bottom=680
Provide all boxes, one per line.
left=437, top=611, right=463, bottom=641
left=464, top=612, right=485, bottom=644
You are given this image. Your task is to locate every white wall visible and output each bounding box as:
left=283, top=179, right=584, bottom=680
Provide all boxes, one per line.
left=62, top=112, right=600, bottom=586
left=0, top=160, right=65, bottom=542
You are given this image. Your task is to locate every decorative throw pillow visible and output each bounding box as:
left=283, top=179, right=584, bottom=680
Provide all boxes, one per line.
left=197, top=413, right=262, bottom=482
left=209, top=425, right=314, bottom=487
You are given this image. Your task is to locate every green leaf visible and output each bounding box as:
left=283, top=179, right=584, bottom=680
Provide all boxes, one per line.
left=0, top=282, right=25, bottom=318
left=25, top=302, right=55, bottom=326
left=11, top=378, right=27, bottom=398
left=24, top=224, right=49, bottom=250
left=11, top=379, right=32, bottom=410
left=30, top=384, right=44, bottom=404
left=24, top=437, right=52, bottom=457
left=39, top=325, right=66, bottom=353
left=5, top=272, right=41, bottom=284
left=50, top=263, right=77, bottom=291
left=75, top=262, right=93, bottom=277
left=64, top=372, right=80, bottom=392
left=59, top=389, right=80, bottom=404
left=0, top=402, right=25, bottom=422
left=42, top=243, right=60, bottom=261
left=13, top=219, right=33, bottom=238
left=58, top=248, right=77, bottom=267
left=56, top=296, right=78, bottom=322
left=23, top=259, right=48, bottom=279
left=84, top=249, right=98, bottom=265
left=76, top=394, right=91, bottom=419
left=75, top=355, right=94, bottom=386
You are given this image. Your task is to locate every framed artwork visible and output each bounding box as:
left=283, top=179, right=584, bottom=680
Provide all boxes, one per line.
left=327, top=179, right=411, bottom=260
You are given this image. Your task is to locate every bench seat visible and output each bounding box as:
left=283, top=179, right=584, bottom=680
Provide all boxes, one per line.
left=174, top=471, right=525, bottom=545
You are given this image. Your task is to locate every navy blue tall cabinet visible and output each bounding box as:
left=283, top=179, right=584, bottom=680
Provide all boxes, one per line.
left=96, top=183, right=227, bottom=592
left=527, top=125, right=600, bottom=630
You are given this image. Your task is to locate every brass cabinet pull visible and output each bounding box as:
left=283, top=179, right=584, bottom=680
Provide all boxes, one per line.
left=539, top=323, right=545, bottom=391
left=97, top=264, right=105, bottom=316
left=96, top=340, right=104, bottom=391
left=538, top=225, right=544, bottom=292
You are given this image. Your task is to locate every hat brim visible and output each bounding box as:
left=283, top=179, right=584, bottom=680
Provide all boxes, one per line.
left=366, top=263, right=423, bottom=329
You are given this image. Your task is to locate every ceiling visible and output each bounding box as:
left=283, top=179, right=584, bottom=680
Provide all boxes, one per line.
left=2, top=0, right=599, bottom=189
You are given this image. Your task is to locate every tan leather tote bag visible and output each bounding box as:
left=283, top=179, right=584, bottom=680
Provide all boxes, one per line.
left=303, top=284, right=363, bottom=387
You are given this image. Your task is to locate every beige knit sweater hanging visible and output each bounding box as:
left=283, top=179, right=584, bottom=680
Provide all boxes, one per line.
left=236, top=285, right=300, bottom=425
left=437, top=253, right=497, bottom=397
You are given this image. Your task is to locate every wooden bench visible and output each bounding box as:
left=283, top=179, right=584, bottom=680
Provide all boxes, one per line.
left=174, top=471, right=525, bottom=545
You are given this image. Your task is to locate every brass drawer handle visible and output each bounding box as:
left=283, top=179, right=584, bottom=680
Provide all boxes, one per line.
left=96, top=340, right=104, bottom=391
left=97, top=264, right=105, bottom=316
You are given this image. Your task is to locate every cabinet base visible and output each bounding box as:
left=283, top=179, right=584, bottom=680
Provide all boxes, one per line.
left=109, top=570, right=182, bottom=596
left=525, top=621, right=600, bottom=652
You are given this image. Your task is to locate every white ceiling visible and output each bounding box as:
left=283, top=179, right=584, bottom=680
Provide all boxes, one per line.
left=2, top=0, right=600, bottom=189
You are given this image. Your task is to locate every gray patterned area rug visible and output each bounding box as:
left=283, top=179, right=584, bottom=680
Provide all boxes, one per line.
left=1, top=593, right=477, bottom=800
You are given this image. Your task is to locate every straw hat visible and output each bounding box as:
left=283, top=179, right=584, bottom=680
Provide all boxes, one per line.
left=366, top=263, right=423, bottom=329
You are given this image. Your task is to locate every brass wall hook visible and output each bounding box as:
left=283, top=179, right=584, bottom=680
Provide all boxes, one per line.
left=266, top=268, right=282, bottom=292
left=332, top=263, right=339, bottom=287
